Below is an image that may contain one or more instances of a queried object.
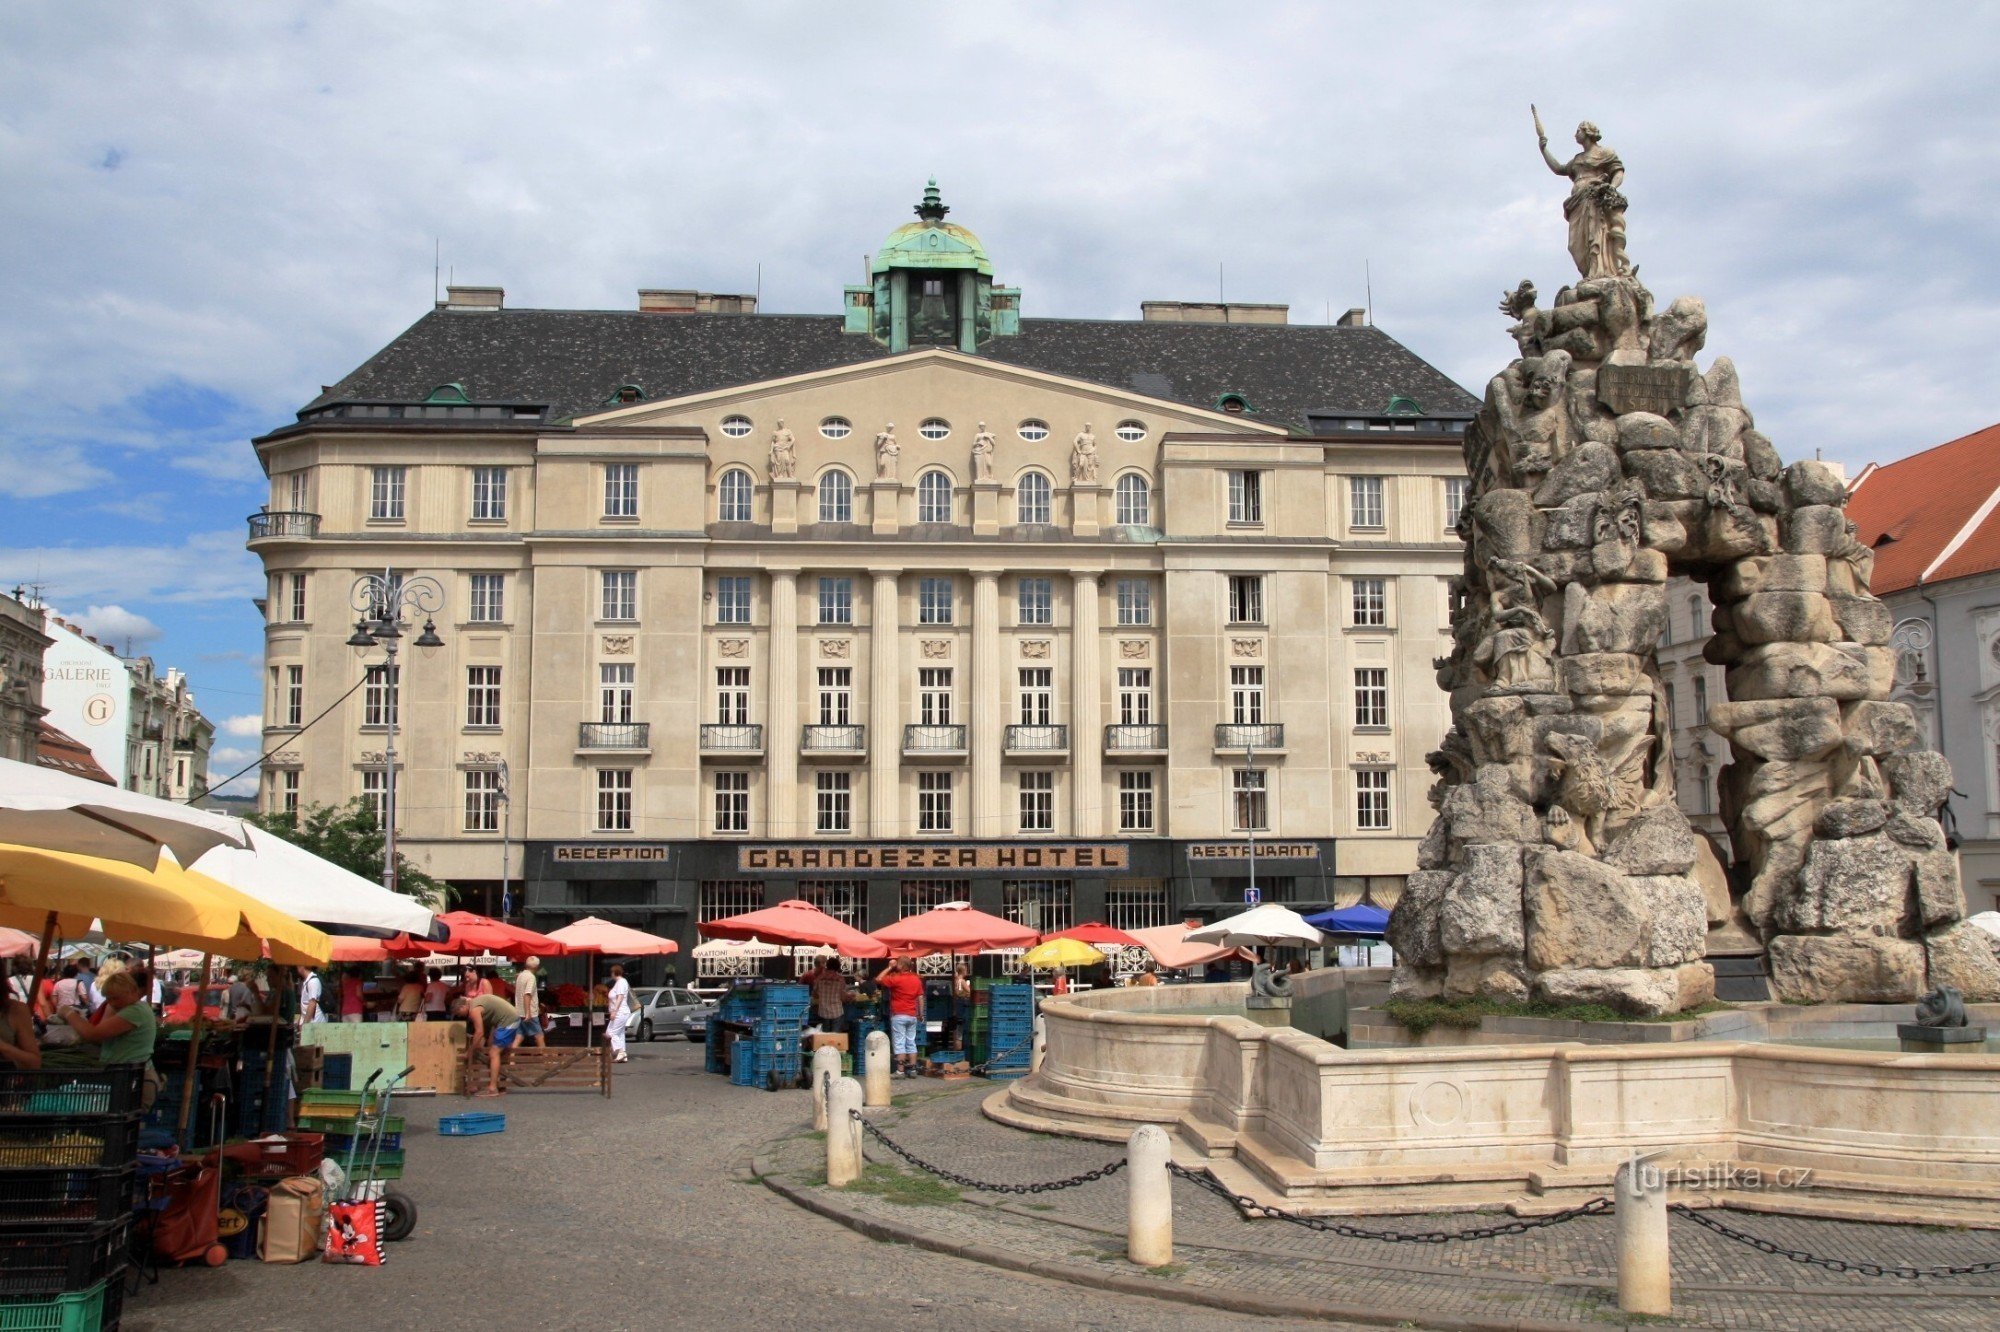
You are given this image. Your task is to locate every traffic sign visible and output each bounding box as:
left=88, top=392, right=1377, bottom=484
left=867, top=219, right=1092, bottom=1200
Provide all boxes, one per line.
left=1243, top=886, right=1261, bottom=906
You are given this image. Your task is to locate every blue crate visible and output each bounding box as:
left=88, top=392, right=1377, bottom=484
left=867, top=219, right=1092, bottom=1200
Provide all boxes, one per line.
left=728, top=1057, right=760, bottom=1087
left=439, top=1112, right=506, bottom=1137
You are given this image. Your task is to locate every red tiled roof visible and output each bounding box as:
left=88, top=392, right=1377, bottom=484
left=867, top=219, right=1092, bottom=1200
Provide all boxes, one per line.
left=1846, top=421, right=2000, bottom=596
left=34, top=722, right=115, bottom=785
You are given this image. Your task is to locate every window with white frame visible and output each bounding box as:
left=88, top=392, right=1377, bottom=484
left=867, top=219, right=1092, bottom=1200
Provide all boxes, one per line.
left=1003, top=879, right=1070, bottom=931
left=819, top=417, right=852, bottom=440
left=466, top=665, right=502, bottom=729
left=1117, top=668, right=1152, bottom=725
left=1227, top=575, right=1264, bottom=625
left=288, top=470, right=310, bottom=512
left=1693, top=675, right=1709, bottom=726
left=917, top=470, right=952, bottom=523
left=469, top=573, right=505, bottom=623
left=464, top=768, right=502, bottom=832
left=899, top=880, right=958, bottom=918
left=1687, top=594, right=1704, bottom=640
left=1105, top=880, right=1169, bottom=930
left=697, top=880, right=762, bottom=922
left=918, top=668, right=953, bottom=725
left=719, top=415, right=753, bottom=438
left=361, top=769, right=389, bottom=826
left=1017, top=577, right=1052, bottom=625
left=918, top=418, right=951, bottom=441
left=599, top=663, right=635, bottom=724
left=1354, top=768, right=1391, bottom=830
left=714, top=575, right=751, bottom=624
left=1018, top=771, right=1054, bottom=832
left=714, top=771, right=749, bottom=833
left=817, top=668, right=852, bottom=725
left=280, top=770, right=300, bottom=815
left=814, top=771, right=852, bottom=833
left=717, top=468, right=753, bottom=522
left=1444, top=476, right=1469, bottom=533
left=1016, top=472, right=1052, bottom=525
left=1227, top=470, right=1263, bottom=524
left=716, top=667, right=750, bottom=725
left=604, top=463, right=639, bottom=519
left=1664, top=682, right=1678, bottom=734
left=818, top=471, right=853, bottom=523
left=600, top=570, right=637, bottom=621
left=1017, top=419, right=1049, bottom=441
left=363, top=664, right=398, bottom=729
left=1349, top=475, right=1385, bottom=529
left=817, top=576, right=852, bottom=625
left=1118, top=771, right=1155, bottom=832
left=596, top=769, right=634, bottom=832
left=1018, top=668, right=1053, bottom=725
left=1232, top=769, right=1268, bottom=831
left=918, top=771, right=953, bottom=832
left=370, top=466, right=406, bottom=521
left=800, top=880, right=864, bottom=927
left=1115, top=579, right=1152, bottom=626
left=287, top=573, right=307, bottom=622
left=1351, top=578, right=1387, bottom=627
left=919, top=577, right=954, bottom=624
left=1229, top=665, right=1264, bottom=725
left=1114, top=420, right=1147, bottom=443
left=1354, top=668, right=1389, bottom=729
left=1115, top=474, right=1150, bottom=525
left=471, top=467, right=506, bottom=522
left=284, top=665, right=304, bottom=727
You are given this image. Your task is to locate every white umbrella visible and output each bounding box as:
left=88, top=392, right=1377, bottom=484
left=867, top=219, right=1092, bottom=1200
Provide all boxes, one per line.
left=188, top=824, right=436, bottom=938
left=1185, top=903, right=1323, bottom=949
left=0, top=756, right=244, bottom=869
left=692, top=938, right=782, bottom=959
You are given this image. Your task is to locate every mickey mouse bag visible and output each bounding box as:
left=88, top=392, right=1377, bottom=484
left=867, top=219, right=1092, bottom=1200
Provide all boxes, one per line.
left=323, top=1200, right=385, bottom=1266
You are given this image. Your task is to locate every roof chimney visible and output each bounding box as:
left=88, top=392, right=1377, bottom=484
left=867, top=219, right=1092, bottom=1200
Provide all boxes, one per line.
left=638, top=289, right=758, bottom=315
left=443, top=285, right=504, bottom=311
left=1336, top=307, right=1368, bottom=327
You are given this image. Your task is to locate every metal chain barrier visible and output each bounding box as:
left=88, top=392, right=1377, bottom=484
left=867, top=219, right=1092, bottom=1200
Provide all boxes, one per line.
left=1167, top=1161, right=1612, bottom=1243
left=851, top=1111, right=1126, bottom=1194
left=1669, top=1205, right=2000, bottom=1279
left=968, top=1032, right=1032, bottom=1077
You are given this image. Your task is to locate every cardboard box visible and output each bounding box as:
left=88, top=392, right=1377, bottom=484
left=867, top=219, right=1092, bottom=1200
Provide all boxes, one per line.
left=405, top=1021, right=469, bottom=1095
left=810, top=1033, right=849, bottom=1052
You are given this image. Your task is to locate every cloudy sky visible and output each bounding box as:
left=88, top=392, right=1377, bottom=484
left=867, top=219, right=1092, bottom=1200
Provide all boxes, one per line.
left=3, top=2, right=1997, bottom=790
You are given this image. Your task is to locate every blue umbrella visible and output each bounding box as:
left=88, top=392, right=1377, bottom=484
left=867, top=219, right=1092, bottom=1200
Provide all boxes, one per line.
left=1303, top=903, right=1390, bottom=937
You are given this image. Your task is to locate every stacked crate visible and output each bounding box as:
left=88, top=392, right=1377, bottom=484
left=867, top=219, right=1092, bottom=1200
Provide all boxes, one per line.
left=0, top=1066, right=144, bottom=1331
left=982, top=984, right=1035, bottom=1079
left=707, top=982, right=809, bottom=1089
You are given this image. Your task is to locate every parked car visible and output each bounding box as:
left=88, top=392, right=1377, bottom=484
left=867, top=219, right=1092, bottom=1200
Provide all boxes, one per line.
left=626, top=986, right=713, bottom=1043
left=682, top=1006, right=711, bottom=1044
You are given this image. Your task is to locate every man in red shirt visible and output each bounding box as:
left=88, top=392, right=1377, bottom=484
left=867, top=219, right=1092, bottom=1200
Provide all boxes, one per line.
left=874, top=958, right=926, bottom=1078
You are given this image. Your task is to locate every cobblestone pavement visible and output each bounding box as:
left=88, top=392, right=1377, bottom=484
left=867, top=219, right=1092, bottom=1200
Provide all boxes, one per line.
left=760, top=1074, right=2000, bottom=1330
left=121, top=1042, right=1347, bottom=1332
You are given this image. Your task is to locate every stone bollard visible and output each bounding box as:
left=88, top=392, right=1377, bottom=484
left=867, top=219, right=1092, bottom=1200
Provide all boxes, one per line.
left=826, top=1076, right=864, bottom=1187
left=1126, top=1124, right=1174, bottom=1267
left=1031, top=1014, right=1046, bottom=1073
left=864, top=1031, right=893, bottom=1107
left=811, top=1045, right=842, bottom=1131
left=1615, top=1154, right=1671, bottom=1317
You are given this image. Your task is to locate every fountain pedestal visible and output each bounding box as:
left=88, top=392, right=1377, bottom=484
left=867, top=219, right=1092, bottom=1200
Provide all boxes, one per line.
left=1243, top=995, right=1292, bottom=1028
left=1897, top=1023, right=1988, bottom=1054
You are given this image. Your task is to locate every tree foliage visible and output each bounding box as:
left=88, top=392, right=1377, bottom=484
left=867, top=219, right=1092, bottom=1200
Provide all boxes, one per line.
left=248, top=799, right=448, bottom=905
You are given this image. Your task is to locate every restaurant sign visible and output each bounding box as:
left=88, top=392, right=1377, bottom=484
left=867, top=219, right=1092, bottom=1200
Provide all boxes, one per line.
left=739, top=843, right=1128, bottom=873
left=552, top=844, right=672, bottom=863
left=1185, top=842, right=1321, bottom=861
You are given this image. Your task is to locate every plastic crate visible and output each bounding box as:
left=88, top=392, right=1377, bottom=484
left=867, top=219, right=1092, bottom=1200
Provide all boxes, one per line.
left=0, top=1222, right=127, bottom=1298
left=438, top=1112, right=505, bottom=1137
left=0, top=1120, right=138, bottom=1171
left=297, top=1090, right=366, bottom=1119
left=347, top=1149, right=404, bottom=1182
left=217, top=1133, right=323, bottom=1180
left=0, top=1069, right=144, bottom=1122
left=728, top=1057, right=760, bottom=1087
left=0, top=1276, right=116, bottom=1332
left=0, top=1165, right=135, bottom=1230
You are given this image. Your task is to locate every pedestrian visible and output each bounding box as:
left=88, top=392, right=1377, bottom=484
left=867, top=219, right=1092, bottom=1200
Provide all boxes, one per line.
left=807, top=957, right=849, bottom=1037
left=298, top=966, right=327, bottom=1024
left=227, top=967, right=261, bottom=1023
left=605, top=963, right=633, bottom=1064
left=1130, top=962, right=1161, bottom=988
left=873, top=957, right=925, bottom=1078
left=75, top=960, right=98, bottom=1011
left=338, top=967, right=366, bottom=1023
left=422, top=968, right=450, bottom=1021
left=512, top=957, right=547, bottom=1049
left=393, top=966, right=424, bottom=1022
left=948, top=964, right=972, bottom=1050
left=0, top=962, right=40, bottom=1069
left=451, top=991, right=523, bottom=1097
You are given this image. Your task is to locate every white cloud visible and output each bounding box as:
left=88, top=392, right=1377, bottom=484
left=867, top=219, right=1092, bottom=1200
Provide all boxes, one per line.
left=221, top=714, right=263, bottom=738
left=0, top=530, right=259, bottom=609
left=69, top=604, right=161, bottom=649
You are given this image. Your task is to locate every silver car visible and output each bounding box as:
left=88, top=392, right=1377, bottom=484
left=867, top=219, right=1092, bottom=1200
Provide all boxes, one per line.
left=626, top=986, right=713, bottom=1043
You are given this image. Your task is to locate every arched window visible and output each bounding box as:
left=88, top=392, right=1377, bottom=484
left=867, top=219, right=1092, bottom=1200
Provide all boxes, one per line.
left=917, top=470, right=953, bottom=524
left=818, top=470, right=853, bottom=524
left=717, top=468, right=753, bottom=522
left=1016, top=472, right=1052, bottom=525
left=1115, top=473, right=1151, bottom=526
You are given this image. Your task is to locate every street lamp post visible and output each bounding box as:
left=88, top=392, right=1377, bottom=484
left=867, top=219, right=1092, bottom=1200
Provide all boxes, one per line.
left=1244, top=743, right=1258, bottom=907
left=347, top=570, right=445, bottom=896
left=497, top=759, right=512, bottom=921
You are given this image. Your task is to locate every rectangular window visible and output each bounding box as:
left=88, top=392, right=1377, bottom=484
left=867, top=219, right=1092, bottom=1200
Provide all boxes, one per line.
left=287, top=573, right=307, bottom=622
left=899, top=880, right=959, bottom=919
left=918, top=771, right=954, bottom=833
left=715, top=576, right=751, bottom=625
left=714, top=771, right=749, bottom=833
left=1003, top=879, right=1071, bottom=932
left=361, top=769, right=389, bottom=827
left=814, top=771, right=852, bottom=834
left=1117, top=668, right=1152, bottom=725
left=1229, top=665, right=1264, bottom=725
left=1354, top=668, right=1389, bottom=729
left=469, top=573, right=505, bottom=623
left=1355, top=769, right=1391, bottom=830
left=284, top=665, right=304, bottom=728
left=1018, top=771, right=1054, bottom=833
left=281, top=770, right=300, bottom=815
left=600, top=570, right=637, bottom=621
left=817, top=577, right=852, bottom=625
left=1232, top=769, right=1268, bottom=831
left=800, top=880, right=864, bottom=927
left=596, top=769, right=634, bottom=832
left=697, top=880, right=763, bottom=923
left=716, top=667, right=750, bottom=725
left=1018, top=667, right=1053, bottom=725
left=1444, top=476, right=1469, bottom=533
left=471, top=467, right=507, bottom=521
left=817, top=668, right=852, bottom=726
left=1105, top=880, right=1170, bottom=931
left=1351, top=578, right=1387, bottom=627
left=1350, top=475, right=1385, bottom=529
left=1118, top=771, right=1155, bottom=832
left=363, top=664, right=399, bottom=729
left=1228, top=470, right=1263, bottom=524
left=369, top=466, right=406, bottom=521
left=288, top=470, right=309, bottom=512
left=1693, top=676, right=1709, bottom=726
left=1227, top=575, right=1264, bottom=625
left=1017, top=577, right=1052, bottom=626
left=1114, top=578, right=1152, bottom=626
left=599, top=663, right=635, bottom=724
left=466, top=665, right=502, bottom=729
left=919, top=577, right=954, bottom=625
left=918, top=668, right=953, bottom=725
left=464, top=768, right=502, bottom=832
left=1664, top=682, right=1677, bottom=734
left=604, top=463, right=639, bottom=518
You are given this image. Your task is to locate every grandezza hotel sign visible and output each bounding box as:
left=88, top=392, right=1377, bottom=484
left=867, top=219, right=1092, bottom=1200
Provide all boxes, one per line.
left=738, top=843, right=1129, bottom=873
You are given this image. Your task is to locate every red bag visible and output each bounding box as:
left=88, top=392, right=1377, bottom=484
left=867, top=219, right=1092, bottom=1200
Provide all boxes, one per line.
left=323, top=1200, right=383, bottom=1266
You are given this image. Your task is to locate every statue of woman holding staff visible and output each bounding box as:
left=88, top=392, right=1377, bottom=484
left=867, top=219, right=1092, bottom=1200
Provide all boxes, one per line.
left=1535, top=108, right=1630, bottom=280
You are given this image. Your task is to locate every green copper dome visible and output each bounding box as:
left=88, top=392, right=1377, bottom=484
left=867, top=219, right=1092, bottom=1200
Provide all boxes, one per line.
left=871, top=179, right=993, bottom=277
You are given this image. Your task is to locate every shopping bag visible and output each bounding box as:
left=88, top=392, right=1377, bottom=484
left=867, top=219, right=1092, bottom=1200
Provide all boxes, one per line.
left=323, top=1199, right=384, bottom=1266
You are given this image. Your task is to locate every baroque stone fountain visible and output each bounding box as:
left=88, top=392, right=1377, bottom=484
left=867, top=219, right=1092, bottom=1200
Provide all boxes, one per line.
left=1389, top=114, right=2000, bottom=1012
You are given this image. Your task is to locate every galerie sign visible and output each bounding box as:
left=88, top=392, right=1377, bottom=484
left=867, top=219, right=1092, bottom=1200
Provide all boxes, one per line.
left=739, top=843, right=1128, bottom=873
left=1185, top=842, right=1321, bottom=861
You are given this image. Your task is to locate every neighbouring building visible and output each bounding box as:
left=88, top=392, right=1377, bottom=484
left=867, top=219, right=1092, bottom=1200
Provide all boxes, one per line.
left=0, top=590, right=51, bottom=765
left=35, top=612, right=213, bottom=798
left=245, top=182, right=1479, bottom=973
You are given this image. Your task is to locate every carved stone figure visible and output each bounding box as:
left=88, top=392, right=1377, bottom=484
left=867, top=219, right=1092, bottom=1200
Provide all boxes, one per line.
left=1544, top=731, right=1614, bottom=858
left=1070, top=424, right=1099, bottom=484
left=768, top=419, right=796, bottom=481
left=1915, top=984, right=1969, bottom=1028
left=1250, top=962, right=1293, bottom=999
left=1536, top=110, right=1630, bottom=280
left=971, top=422, right=996, bottom=480
left=874, top=423, right=899, bottom=481
left=1500, top=350, right=1573, bottom=485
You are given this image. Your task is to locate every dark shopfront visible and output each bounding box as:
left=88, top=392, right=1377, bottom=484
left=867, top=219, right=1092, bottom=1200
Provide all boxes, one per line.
left=516, top=837, right=1388, bottom=984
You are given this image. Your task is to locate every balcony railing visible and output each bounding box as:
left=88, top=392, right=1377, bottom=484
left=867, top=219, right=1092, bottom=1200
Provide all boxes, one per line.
left=1104, top=724, right=1168, bottom=753
left=801, top=724, right=866, bottom=754
left=699, top=723, right=764, bottom=753
left=902, top=724, right=968, bottom=754
left=1004, top=724, right=1069, bottom=754
left=247, top=510, right=320, bottom=541
left=1214, top=723, right=1284, bottom=751
left=578, top=722, right=651, bottom=750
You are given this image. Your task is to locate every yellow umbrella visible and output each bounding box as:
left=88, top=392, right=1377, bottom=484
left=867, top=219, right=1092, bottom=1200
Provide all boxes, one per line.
left=122, top=875, right=330, bottom=967
left=1020, top=936, right=1108, bottom=970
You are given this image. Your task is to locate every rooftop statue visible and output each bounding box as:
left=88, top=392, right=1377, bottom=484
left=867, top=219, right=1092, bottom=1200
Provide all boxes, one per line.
left=769, top=419, right=797, bottom=481
left=1535, top=106, right=1630, bottom=281
left=874, top=423, right=900, bottom=481
left=971, top=423, right=996, bottom=481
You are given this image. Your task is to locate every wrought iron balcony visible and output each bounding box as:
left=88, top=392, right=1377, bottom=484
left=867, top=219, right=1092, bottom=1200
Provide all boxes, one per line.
left=902, top=724, right=968, bottom=756
left=1004, top=724, right=1069, bottom=756
left=1104, top=724, right=1168, bottom=754
left=247, top=511, right=320, bottom=541
left=578, top=722, right=651, bottom=750
left=699, top=723, right=764, bottom=754
left=1214, top=723, right=1284, bottom=751
left=801, top=724, right=866, bottom=755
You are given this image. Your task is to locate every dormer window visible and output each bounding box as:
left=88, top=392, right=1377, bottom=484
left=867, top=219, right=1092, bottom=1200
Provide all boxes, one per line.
left=611, top=385, right=643, bottom=405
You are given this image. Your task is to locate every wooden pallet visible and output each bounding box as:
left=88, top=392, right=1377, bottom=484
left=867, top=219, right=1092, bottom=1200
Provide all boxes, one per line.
left=465, top=1044, right=613, bottom=1097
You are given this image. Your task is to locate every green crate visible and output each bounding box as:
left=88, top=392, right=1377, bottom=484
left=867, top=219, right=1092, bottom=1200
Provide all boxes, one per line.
left=297, top=1090, right=366, bottom=1118
left=0, top=1279, right=110, bottom=1332
left=297, top=1113, right=402, bottom=1136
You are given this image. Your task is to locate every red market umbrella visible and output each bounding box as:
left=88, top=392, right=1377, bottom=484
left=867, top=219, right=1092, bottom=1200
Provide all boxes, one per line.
left=329, top=936, right=393, bottom=964
left=1128, top=923, right=1253, bottom=971
left=699, top=899, right=887, bottom=958
left=1049, top=921, right=1142, bottom=948
left=544, top=916, right=679, bottom=956
left=387, top=911, right=567, bottom=961
left=871, top=902, right=1038, bottom=957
